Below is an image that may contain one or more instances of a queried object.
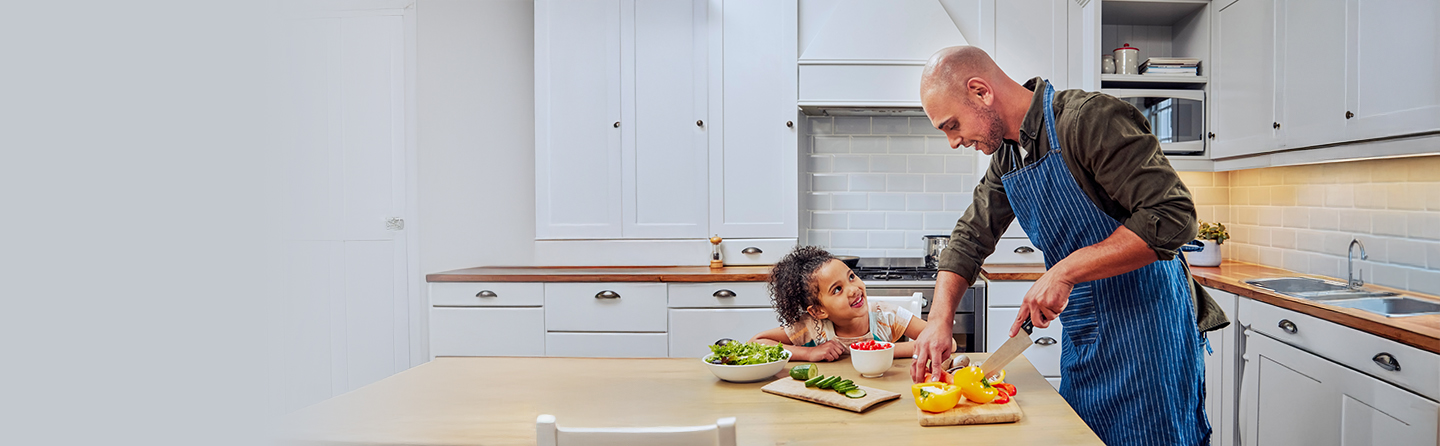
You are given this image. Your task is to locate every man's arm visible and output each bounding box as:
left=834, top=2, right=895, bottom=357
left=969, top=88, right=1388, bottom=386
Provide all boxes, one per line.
left=1010, top=225, right=1155, bottom=336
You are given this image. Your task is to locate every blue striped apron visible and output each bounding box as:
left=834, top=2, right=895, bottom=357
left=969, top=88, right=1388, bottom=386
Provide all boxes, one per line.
left=999, top=82, right=1209, bottom=445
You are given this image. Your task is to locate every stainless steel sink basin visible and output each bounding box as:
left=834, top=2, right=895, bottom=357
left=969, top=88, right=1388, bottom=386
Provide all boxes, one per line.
left=1325, top=297, right=1440, bottom=317
left=1244, top=277, right=1397, bottom=300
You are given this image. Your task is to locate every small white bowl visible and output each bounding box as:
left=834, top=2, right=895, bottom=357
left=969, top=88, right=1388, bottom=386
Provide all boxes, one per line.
left=702, top=350, right=792, bottom=383
left=849, top=341, right=895, bottom=378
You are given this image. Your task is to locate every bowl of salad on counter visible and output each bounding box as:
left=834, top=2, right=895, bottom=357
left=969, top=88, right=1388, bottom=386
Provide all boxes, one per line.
left=702, top=339, right=792, bottom=383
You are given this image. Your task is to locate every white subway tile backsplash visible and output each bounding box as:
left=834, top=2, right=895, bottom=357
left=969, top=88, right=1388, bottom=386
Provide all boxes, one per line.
left=944, top=156, right=976, bottom=174
left=809, top=117, right=835, bottom=135
left=1428, top=183, right=1440, bottom=210
left=1282, top=207, right=1308, bottom=228
left=1310, top=208, right=1339, bottom=230
left=945, top=193, right=973, bottom=211
left=1389, top=238, right=1426, bottom=268
left=889, top=136, right=926, bottom=154
left=887, top=174, right=924, bottom=192
left=1325, top=184, right=1354, bottom=207
left=1257, top=208, right=1283, bottom=226
left=1236, top=207, right=1258, bottom=225
left=813, top=174, right=848, bottom=192
left=851, top=174, right=887, bottom=191
left=908, top=155, right=945, bottom=173
left=871, top=155, right=908, bottom=173
left=909, top=117, right=942, bottom=135
left=1322, top=232, right=1351, bottom=256
left=926, top=136, right=955, bottom=154
left=1370, top=263, right=1406, bottom=289
left=832, top=193, right=869, bottom=210
left=1407, top=268, right=1440, bottom=295
left=850, top=212, right=886, bottom=229
left=885, top=249, right=926, bottom=258
left=1411, top=213, right=1440, bottom=240
left=869, top=231, right=905, bottom=248
left=872, top=117, right=910, bottom=134
left=926, top=174, right=970, bottom=192
left=835, top=117, right=871, bottom=134
left=807, top=230, right=830, bottom=246
left=807, top=193, right=831, bottom=211
left=924, top=212, right=962, bottom=230
left=1354, top=184, right=1387, bottom=209
left=1271, top=228, right=1296, bottom=249
left=1258, top=246, right=1284, bottom=266
left=832, top=155, right=869, bottom=173
left=814, top=136, right=849, bottom=153
left=1354, top=235, right=1388, bottom=263
left=851, top=136, right=888, bottom=153
left=1309, top=253, right=1342, bottom=278
left=830, top=248, right=888, bottom=257
left=908, top=194, right=944, bottom=211
left=812, top=212, right=848, bottom=229
left=1337, top=210, right=1371, bottom=233
left=867, top=193, right=906, bottom=211
left=1282, top=250, right=1308, bottom=272
left=1387, top=183, right=1425, bottom=210
left=1428, top=241, right=1440, bottom=269
left=808, top=155, right=833, bottom=173
left=831, top=231, right=869, bottom=248
left=886, top=212, right=923, bottom=230
left=1296, top=230, right=1326, bottom=254
left=1297, top=185, right=1325, bottom=206
left=1372, top=211, right=1408, bottom=237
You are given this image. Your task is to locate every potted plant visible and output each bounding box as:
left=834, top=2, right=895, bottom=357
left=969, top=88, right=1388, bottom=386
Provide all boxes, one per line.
left=1188, top=221, right=1228, bottom=267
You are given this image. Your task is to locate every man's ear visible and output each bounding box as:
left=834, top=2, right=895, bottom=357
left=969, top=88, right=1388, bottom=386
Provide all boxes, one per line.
left=806, top=305, right=827, bottom=321
left=966, top=77, right=994, bottom=106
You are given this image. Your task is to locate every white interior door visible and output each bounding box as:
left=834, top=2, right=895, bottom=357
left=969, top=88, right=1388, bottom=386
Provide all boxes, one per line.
left=280, top=9, right=412, bottom=412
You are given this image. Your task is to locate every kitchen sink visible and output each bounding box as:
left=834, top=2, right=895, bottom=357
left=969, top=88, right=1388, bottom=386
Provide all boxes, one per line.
left=1243, top=277, right=1397, bottom=300
left=1325, top=297, right=1440, bottom=317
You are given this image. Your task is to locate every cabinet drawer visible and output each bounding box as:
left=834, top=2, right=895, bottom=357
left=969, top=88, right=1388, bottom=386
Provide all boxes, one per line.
left=544, top=283, right=667, bottom=332
left=1244, top=299, right=1440, bottom=401
left=545, top=332, right=668, bottom=358
left=986, top=238, right=1045, bottom=264
left=1002, top=221, right=1028, bottom=239
left=987, top=281, right=1034, bottom=307
left=717, top=239, right=795, bottom=266
left=668, top=308, right=780, bottom=358
left=668, top=282, right=771, bottom=308
left=986, top=307, right=1063, bottom=376
left=430, top=307, right=545, bottom=356
left=430, top=282, right=543, bottom=307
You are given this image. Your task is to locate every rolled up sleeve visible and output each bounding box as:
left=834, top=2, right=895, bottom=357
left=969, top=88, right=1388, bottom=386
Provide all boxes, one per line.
left=937, top=157, right=1015, bottom=285
left=1068, top=98, right=1197, bottom=261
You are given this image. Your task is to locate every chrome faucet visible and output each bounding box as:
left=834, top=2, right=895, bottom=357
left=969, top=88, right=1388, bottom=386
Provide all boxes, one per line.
left=1348, top=238, right=1368, bottom=290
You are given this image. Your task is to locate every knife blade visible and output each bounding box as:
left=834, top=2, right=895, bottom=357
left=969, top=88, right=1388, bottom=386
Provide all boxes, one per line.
left=980, top=319, right=1034, bottom=380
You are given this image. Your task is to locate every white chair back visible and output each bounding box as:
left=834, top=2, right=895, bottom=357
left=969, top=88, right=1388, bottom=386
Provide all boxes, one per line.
left=866, top=292, right=924, bottom=319
left=536, top=414, right=736, bottom=446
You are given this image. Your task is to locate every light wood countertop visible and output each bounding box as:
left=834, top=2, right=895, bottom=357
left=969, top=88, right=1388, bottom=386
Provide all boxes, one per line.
left=425, top=265, right=773, bottom=282
left=280, top=354, right=1104, bottom=445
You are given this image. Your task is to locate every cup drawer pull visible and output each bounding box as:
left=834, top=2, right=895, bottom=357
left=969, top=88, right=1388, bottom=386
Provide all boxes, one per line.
left=1278, top=319, right=1297, bottom=334
left=1373, top=353, right=1401, bottom=372
left=713, top=289, right=736, bottom=298
left=1014, top=246, right=1035, bottom=254
left=1034, top=337, right=1057, bottom=346
left=595, top=290, right=621, bottom=299
left=476, top=290, right=497, bottom=298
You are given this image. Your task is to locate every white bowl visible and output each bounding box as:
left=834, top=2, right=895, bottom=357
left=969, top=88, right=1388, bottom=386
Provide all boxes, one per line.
left=702, top=350, right=792, bottom=383
left=849, top=342, right=895, bottom=378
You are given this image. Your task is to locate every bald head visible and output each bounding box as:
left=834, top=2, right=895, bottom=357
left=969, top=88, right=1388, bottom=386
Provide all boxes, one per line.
left=919, top=46, right=1030, bottom=155
left=920, top=46, right=1005, bottom=101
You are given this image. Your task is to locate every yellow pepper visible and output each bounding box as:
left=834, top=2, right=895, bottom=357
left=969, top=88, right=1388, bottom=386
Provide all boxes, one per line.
left=960, top=381, right=998, bottom=404
left=912, top=382, right=962, bottom=413
left=953, top=365, right=985, bottom=386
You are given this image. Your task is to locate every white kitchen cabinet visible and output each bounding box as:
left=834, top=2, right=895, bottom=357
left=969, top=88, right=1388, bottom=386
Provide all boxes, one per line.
left=546, top=332, right=669, bottom=358
left=986, top=306, right=1063, bottom=377
left=706, top=0, right=798, bottom=239
left=431, top=307, right=546, bottom=357
left=1210, top=0, right=1277, bottom=160
left=668, top=308, right=779, bottom=358
left=1201, top=287, right=1241, bottom=446
left=534, top=0, right=624, bottom=239
left=1343, top=0, right=1440, bottom=142
left=1275, top=0, right=1347, bottom=149
left=544, top=282, right=668, bottom=332
left=994, top=0, right=1070, bottom=90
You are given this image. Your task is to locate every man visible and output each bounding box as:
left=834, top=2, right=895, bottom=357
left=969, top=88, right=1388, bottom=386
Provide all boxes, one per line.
left=909, top=46, right=1225, bottom=445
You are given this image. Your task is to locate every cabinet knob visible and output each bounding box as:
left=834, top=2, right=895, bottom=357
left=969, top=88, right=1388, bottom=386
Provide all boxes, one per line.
left=1346, top=111, right=1355, bottom=119
left=1014, top=246, right=1035, bottom=254
left=614, top=121, right=621, bottom=128
left=595, top=290, right=621, bottom=299
left=1372, top=352, right=1400, bottom=372
left=1207, top=132, right=1215, bottom=140
left=1273, top=122, right=1281, bottom=130
left=696, top=119, right=704, bottom=127
left=1278, top=319, right=1297, bottom=334
left=786, top=121, right=794, bottom=128
left=1034, top=337, right=1057, bottom=346
left=476, top=290, right=497, bottom=298
left=741, top=247, right=763, bottom=255
left=713, top=289, right=736, bottom=298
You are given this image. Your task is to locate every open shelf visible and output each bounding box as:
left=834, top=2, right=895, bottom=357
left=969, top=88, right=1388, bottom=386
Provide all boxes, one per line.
left=1102, top=74, right=1206, bottom=83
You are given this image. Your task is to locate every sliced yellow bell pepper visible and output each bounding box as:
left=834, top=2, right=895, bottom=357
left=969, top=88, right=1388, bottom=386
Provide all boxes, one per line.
left=912, top=382, right=962, bottom=413
left=953, top=365, right=985, bottom=386
left=960, top=381, right=998, bottom=404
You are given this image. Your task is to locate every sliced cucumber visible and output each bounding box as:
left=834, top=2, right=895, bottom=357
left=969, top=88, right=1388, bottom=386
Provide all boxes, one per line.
left=820, top=376, right=841, bottom=389
left=834, top=385, right=857, bottom=394
left=804, top=375, right=826, bottom=387
left=836, top=379, right=854, bottom=388
left=844, top=389, right=867, bottom=399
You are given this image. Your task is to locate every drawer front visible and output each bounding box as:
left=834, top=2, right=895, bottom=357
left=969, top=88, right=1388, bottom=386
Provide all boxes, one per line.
left=430, top=307, right=545, bottom=356
left=1045, top=377, right=1062, bottom=391
left=986, top=238, right=1045, bottom=264
left=1244, top=299, right=1440, bottom=401
left=987, top=281, right=1035, bottom=307
left=1002, top=221, right=1029, bottom=239
left=545, top=332, right=669, bottom=358
left=986, top=307, right=1063, bottom=376
left=668, top=308, right=780, bottom=358
left=668, top=282, right=772, bottom=308
left=545, top=283, right=668, bottom=332
left=430, top=282, right=543, bottom=307
left=717, top=239, right=795, bottom=266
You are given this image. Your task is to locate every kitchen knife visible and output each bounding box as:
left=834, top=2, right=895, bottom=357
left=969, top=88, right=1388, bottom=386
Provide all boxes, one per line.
left=980, top=319, right=1034, bottom=380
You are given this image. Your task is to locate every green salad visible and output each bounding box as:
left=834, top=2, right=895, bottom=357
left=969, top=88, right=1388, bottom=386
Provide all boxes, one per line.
left=706, top=340, right=787, bottom=365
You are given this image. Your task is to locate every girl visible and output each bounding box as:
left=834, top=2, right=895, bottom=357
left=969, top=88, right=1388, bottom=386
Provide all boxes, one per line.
left=750, top=246, right=950, bottom=362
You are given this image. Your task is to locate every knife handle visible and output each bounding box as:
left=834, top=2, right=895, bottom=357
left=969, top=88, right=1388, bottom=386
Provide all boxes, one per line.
left=1020, top=318, right=1034, bottom=336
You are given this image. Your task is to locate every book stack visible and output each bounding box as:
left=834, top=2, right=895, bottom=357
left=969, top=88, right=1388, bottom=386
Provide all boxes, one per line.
left=1140, top=57, right=1201, bottom=76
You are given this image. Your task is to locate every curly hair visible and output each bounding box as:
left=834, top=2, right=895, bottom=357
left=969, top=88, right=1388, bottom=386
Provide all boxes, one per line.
left=767, top=245, right=838, bottom=328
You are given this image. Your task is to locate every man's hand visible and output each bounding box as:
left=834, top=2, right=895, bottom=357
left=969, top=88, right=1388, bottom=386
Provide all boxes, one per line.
left=1011, top=270, right=1074, bottom=337
left=910, top=321, right=955, bottom=383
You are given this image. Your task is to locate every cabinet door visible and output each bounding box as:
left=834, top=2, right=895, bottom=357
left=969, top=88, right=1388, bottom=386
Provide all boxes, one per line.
left=1344, top=0, right=1440, bottom=140
left=668, top=308, right=779, bottom=358
left=1277, top=0, right=1347, bottom=149
left=1211, top=0, right=1277, bottom=159
left=707, top=0, right=798, bottom=238
left=623, top=0, right=708, bottom=238
left=994, top=0, right=1069, bottom=89
left=986, top=307, right=1063, bottom=376
left=535, top=0, right=624, bottom=239
left=431, top=307, right=546, bottom=357
left=1203, top=288, right=1242, bottom=446
left=546, top=332, right=669, bottom=358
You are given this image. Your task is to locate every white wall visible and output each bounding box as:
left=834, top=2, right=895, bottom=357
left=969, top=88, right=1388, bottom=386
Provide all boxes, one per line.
left=418, top=0, right=537, bottom=275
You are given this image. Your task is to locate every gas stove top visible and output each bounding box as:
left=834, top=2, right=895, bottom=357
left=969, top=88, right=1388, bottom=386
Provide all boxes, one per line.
left=851, top=257, right=939, bottom=281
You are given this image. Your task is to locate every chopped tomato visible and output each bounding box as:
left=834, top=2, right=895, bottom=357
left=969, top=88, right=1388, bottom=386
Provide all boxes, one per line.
left=849, top=340, right=892, bottom=351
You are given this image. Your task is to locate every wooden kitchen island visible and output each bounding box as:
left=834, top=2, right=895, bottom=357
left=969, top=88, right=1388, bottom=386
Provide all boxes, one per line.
left=280, top=353, right=1103, bottom=445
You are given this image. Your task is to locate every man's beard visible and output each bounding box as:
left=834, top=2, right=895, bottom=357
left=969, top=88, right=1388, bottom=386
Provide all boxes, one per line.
left=970, top=101, right=1006, bottom=155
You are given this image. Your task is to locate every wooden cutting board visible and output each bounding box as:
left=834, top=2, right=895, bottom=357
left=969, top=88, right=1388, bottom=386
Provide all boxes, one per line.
left=917, top=397, right=1023, bottom=426
left=760, top=378, right=900, bottom=413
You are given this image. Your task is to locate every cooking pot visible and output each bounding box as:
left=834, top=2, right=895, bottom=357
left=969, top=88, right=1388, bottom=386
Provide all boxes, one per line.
left=922, top=235, right=950, bottom=268
left=835, top=255, right=860, bottom=268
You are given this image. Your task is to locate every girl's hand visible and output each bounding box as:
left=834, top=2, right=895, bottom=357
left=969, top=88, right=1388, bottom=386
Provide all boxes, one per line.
left=802, top=339, right=847, bottom=362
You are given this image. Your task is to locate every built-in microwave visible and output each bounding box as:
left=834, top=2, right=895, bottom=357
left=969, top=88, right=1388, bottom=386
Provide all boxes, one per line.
left=1102, top=89, right=1205, bottom=156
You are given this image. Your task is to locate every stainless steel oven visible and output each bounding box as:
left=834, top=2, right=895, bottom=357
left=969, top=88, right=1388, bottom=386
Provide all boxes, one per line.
left=852, top=257, right=986, bottom=352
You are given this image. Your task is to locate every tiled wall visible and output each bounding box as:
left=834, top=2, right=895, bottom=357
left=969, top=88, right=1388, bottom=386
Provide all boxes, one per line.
left=802, top=116, right=982, bottom=258
left=1177, top=155, right=1440, bottom=295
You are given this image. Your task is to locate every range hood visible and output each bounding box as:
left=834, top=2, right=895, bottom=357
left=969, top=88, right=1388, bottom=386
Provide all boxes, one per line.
left=797, top=0, right=974, bottom=116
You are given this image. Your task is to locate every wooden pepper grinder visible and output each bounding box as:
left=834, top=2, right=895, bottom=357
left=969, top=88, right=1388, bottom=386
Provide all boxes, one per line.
left=709, top=234, right=724, bottom=269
